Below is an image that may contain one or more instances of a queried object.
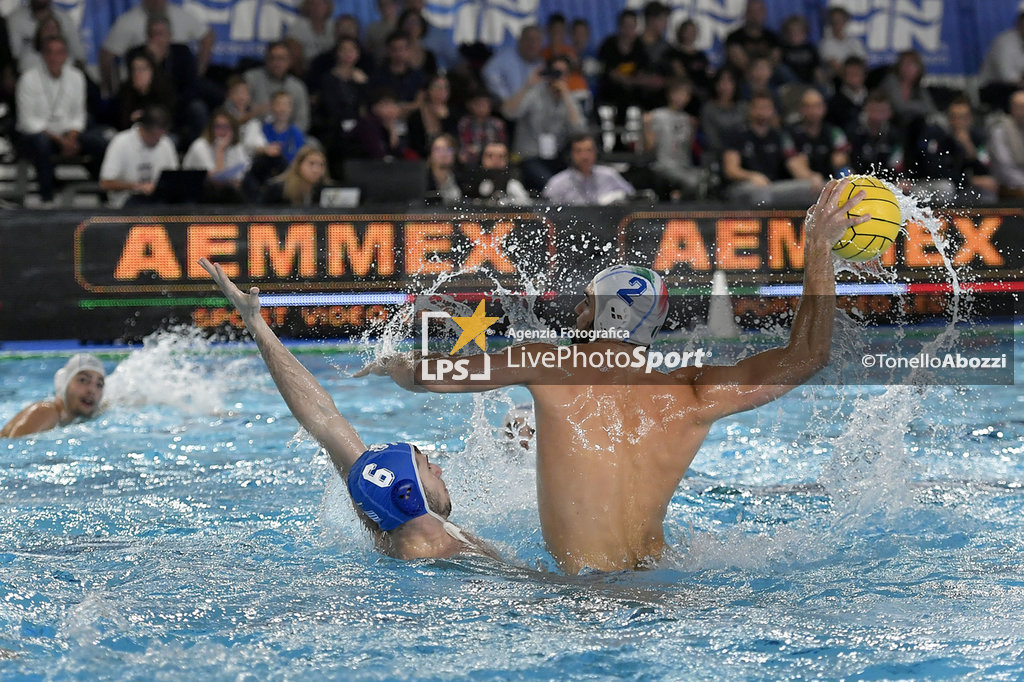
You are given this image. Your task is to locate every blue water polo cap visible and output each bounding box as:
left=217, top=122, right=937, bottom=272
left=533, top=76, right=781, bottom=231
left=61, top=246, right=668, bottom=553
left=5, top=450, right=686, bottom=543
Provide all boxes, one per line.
left=346, top=443, right=428, bottom=531
left=589, top=265, right=669, bottom=346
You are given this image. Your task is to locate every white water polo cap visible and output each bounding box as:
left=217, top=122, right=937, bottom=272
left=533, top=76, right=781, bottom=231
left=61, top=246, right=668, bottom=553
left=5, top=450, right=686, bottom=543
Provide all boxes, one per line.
left=589, top=265, right=669, bottom=346
left=53, top=354, right=106, bottom=402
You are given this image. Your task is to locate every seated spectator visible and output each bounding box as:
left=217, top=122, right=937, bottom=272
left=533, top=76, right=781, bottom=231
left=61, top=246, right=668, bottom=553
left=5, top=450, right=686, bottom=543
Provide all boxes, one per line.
left=699, top=67, right=745, bottom=156
left=261, top=144, right=329, bottom=206
left=848, top=90, right=904, bottom=175
left=721, top=91, right=821, bottom=207
left=778, top=15, right=823, bottom=86
left=482, top=25, right=545, bottom=108
left=397, top=9, right=438, bottom=75
left=879, top=50, right=937, bottom=133
left=738, top=55, right=781, bottom=111
left=425, top=134, right=461, bottom=205
left=667, top=19, right=712, bottom=103
left=182, top=109, right=250, bottom=202
left=369, top=31, right=428, bottom=115
left=571, top=18, right=600, bottom=84
left=819, top=6, right=866, bottom=78
left=262, top=91, right=306, bottom=164
left=126, top=15, right=207, bottom=143
left=543, top=133, right=634, bottom=205
left=244, top=41, right=311, bottom=132
left=224, top=76, right=256, bottom=126
left=988, top=89, right=1024, bottom=198
left=365, top=0, right=400, bottom=65
left=644, top=78, right=706, bottom=200
left=223, top=79, right=286, bottom=191
left=100, top=0, right=214, bottom=94
left=457, top=88, right=507, bottom=167
left=979, top=11, right=1024, bottom=113
left=343, top=88, right=409, bottom=161
left=724, top=0, right=779, bottom=73
left=7, top=0, right=86, bottom=73
left=597, top=10, right=649, bottom=122
left=15, top=13, right=65, bottom=75
left=114, top=51, right=176, bottom=131
left=503, top=55, right=586, bottom=191
left=910, top=96, right=997, bottom=203
left=285, top=0, right=336, bottom=72
left=541, top=13, right=589, bottom=95
left=408, top=73, right=457, bottom=159
left=461, top=141, right=530, bottom=204
left=312, top=37, right=367, bottom=145
left=15, top=35, right=99, bottom=207
left=785, top=89, right=849, bottom=182
left=638, top=2, right=671, bottom=68
left=304, top=19, right=374, bottom=96
left=99, top=106, right=179, bottom=207
left=827, top=56, right=869, bottom=134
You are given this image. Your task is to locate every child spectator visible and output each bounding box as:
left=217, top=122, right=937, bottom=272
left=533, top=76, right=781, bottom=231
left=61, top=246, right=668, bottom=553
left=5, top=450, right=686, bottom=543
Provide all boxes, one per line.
left=827, top=57, right=868, bottom=134
left=644, top=78, right=705, bottom=199
left=262, top=91, right=306, bottom=163
left=779, top=15, right=824, bottom=86
left=457, top=89, right=507, bottom=167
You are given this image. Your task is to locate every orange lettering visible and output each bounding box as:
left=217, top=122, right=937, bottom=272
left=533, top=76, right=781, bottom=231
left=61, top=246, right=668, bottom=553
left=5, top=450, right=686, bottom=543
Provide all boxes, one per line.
left=248, top=223, right=316, bottom=277
left=461, top=221, right=516, bottom=272
left=767, top=219, right=804, bottom=270
left=715, top=219, right=761, bottom=270
left=187, top=224, right=239, bottom=278
left=652, top=219, right=710, bottom=271
left=903, top=220, right=944, bottom=268
left=114, top=225, right=182, bottom=280
left=326, top=222, right=395, bottom=276
left=952, top=216, right=1003, bottom=267
left=405, top=222, right=453, bottom=275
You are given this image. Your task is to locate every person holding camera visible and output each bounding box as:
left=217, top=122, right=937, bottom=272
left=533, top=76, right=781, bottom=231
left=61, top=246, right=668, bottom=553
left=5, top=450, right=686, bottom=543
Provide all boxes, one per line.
left=502, top=54, right=586, bottom=191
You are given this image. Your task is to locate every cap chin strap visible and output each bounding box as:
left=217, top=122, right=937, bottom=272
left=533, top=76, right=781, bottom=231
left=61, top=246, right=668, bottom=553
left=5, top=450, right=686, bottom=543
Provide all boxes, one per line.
left=408, top=448, right=471, bottom=546
left=426, top=509, right=471, bottom=545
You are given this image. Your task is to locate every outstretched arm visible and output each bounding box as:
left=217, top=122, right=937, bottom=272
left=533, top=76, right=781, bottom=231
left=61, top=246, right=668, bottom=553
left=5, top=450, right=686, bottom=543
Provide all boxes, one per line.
left=684, top=177, right=868, bottom=420
left=199, top=258, right=365, bottom=476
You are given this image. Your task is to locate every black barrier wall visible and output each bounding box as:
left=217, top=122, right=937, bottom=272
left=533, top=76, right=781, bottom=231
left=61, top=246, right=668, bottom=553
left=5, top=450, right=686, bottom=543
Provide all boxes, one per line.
left=1, top=206, right=1021, bottom=341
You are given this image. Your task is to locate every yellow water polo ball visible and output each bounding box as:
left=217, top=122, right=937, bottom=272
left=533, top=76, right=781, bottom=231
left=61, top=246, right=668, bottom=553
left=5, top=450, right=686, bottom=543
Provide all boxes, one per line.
left=831, top=175, right=903, bottom=262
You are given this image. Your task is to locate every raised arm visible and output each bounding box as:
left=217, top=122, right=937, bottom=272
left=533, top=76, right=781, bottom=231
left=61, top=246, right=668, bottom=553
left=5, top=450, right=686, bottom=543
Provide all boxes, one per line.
left=684, top=177, right=868, bottom=420
left=199, top=258, right=365, bottom=476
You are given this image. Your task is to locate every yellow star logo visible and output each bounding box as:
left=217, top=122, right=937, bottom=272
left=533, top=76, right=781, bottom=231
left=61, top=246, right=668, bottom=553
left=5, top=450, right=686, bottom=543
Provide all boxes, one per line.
left=450, top=300, right=498, bottom=354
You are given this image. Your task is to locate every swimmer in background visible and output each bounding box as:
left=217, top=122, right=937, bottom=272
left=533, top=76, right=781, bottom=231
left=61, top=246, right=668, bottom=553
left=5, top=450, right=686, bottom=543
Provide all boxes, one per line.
left=1, top=354, right=106, bottom=438
left=198, top=258, right=500, bottom=562
left=361, top=177, right=869, bottom=574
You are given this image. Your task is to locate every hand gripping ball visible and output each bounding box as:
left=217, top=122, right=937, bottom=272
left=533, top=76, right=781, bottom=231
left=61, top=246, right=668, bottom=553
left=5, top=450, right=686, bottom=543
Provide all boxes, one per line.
left=831, top=176, right=903, bottom=262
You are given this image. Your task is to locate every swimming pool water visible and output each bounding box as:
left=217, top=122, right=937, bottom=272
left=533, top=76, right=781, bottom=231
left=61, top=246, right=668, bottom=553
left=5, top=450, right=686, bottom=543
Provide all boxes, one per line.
left=1, top=328, right=1023, bottom=681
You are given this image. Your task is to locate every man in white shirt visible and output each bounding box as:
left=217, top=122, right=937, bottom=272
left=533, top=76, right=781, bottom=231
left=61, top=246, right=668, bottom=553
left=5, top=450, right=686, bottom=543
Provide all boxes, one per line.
left=99, top=106, right=179, bottom=207
left=99, top=0, right=215, bottom=94
left=542, top=133, right=635, bottom=205
left=7, top=0, right=87, bottom=73
left=980, top=12, right=1024, bottom=113
left=15, top=35, right=87, bottom=205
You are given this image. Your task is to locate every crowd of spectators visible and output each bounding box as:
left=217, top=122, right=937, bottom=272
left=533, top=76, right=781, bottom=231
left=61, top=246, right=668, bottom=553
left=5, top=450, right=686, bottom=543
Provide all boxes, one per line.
left=1, top=0, right=1024, bottom=208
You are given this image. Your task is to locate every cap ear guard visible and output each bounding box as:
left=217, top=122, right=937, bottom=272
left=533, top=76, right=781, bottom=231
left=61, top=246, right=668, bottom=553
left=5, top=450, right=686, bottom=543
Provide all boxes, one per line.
left=589, top=265, right=669, bottom=346
left=392, top=479, right=426, bottom=516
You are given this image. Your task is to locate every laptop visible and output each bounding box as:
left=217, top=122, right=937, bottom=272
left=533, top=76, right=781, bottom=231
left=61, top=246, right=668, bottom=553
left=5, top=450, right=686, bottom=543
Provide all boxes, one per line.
left=462, top=168, right=514, bottom=199
left=341, top=159, right=427, bottom=205
left=151, top=169, right=207, bottom=204
left=319, top=186, right=361, bottom=208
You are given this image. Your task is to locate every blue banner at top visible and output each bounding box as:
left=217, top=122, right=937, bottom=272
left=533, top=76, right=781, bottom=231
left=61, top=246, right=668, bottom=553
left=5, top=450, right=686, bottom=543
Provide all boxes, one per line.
left=7, top=0, right=1021, bottom=76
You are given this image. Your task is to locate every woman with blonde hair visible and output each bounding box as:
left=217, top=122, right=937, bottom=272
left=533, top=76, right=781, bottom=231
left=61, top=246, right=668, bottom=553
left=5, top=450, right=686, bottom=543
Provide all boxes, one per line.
left=261, top=144, right=331, bottom=206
